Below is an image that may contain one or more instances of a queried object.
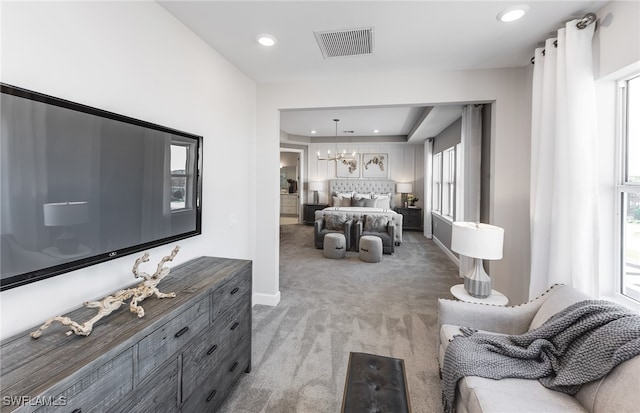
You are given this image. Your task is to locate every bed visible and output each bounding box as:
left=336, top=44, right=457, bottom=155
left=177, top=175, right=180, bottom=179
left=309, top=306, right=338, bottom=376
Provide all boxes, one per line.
left=314, top=179, right=403, bottom=244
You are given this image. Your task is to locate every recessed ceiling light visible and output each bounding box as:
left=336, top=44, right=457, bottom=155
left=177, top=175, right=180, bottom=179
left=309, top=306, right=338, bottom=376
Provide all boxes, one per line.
left=373, top=129, right=380, bottom=133
left=310, top=130, right=317, bottom=134
left=497, top=5, right=529, bottom=22
left=256, top=34, right=278, bottom=47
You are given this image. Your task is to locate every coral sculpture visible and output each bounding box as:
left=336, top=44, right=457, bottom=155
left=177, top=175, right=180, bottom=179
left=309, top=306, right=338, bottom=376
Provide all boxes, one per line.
left=30, top=246, right=180, bottom=338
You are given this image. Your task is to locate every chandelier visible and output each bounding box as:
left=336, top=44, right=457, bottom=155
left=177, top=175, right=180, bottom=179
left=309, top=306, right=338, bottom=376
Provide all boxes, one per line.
left=317, top=119, right=357, bottom=161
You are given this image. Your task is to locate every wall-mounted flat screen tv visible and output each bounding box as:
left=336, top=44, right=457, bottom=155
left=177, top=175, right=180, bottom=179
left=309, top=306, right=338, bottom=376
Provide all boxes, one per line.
left=0, top=83, right=202, bottom=291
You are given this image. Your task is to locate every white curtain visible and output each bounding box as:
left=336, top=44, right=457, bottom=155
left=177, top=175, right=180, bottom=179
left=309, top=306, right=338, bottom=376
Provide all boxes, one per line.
left=529, top=20, right=599, bottom=298
left=423, top=138, right=433, bottom=239
left=458, top=104, right=483, bottom=278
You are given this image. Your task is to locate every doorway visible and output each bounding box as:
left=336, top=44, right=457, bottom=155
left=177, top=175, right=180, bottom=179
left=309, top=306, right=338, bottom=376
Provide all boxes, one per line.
left=279, top=149, right=304, bottom=225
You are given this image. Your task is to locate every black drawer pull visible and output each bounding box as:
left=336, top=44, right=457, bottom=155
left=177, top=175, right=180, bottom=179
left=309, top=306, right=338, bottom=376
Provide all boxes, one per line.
left=230, top=287, right=240, bottom=295
left=174, top=326, right=189, bottom=338
left=206, top=389, right=217, bottom=402
left=230, top=322, right=239, bottom=331
left=206, top=344, right=218, bottom=355
left=71, top=410, right=81, bottom=413
left=230, top=361, right=238, bottom=372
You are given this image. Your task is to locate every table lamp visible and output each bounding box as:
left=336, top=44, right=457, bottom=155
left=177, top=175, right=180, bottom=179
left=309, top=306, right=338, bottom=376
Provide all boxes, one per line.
left=396, top=183, right=412, bottom=208
left=451, top=222, right=504, bottom=298
left=44, top=201, right=89, bottom=254
left=309, top=181, right=324, bottom=204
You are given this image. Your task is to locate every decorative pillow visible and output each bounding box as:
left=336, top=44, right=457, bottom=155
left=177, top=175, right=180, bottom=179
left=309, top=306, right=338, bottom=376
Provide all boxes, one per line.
left=373, top=194, right=391, bottom=209
left=325, top=213, right=347, bottom=230
left=364, top=199, right=378, bottom=208
left=335, top=192, right=353, bottom=199
left=351, top=197, right=368, bottom=207
left=354, top=193, right=371, bottom=199
left=332, top=196, right=348, bottom=207
left=364, top=215, right=389, bottom=232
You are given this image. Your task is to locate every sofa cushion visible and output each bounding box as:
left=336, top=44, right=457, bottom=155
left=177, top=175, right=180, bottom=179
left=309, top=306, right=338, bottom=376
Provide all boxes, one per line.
left=576, top=355, right=640, bottom=413
left=528, top=285, right=592, bottom=330
left=458, top=376, right=587, bottom=413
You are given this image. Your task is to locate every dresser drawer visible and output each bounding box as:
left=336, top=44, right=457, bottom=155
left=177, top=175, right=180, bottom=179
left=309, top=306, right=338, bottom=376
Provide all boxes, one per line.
left=181, top=296, right=250, bottom=400
left=109, top=358, right=178, bottom=413
left=137, top=297, right=209, bottom=380
left=211, top=269, right=251, bottom=322
left=35, top=349, right=133, bottom=413
left=180, top=340, right=251, bottom=413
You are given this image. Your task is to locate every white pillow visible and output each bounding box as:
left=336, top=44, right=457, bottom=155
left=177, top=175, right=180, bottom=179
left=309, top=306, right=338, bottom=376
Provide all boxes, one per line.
left=354, top=193, right=371, bottom=199
left=373, top=193, right=391, bottom=209
left=335, top=192, right=353, bottom=199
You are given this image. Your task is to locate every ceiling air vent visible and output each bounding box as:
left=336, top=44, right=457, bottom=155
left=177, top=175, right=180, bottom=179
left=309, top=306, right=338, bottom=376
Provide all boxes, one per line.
left=314, top=27, right=374, bottom=59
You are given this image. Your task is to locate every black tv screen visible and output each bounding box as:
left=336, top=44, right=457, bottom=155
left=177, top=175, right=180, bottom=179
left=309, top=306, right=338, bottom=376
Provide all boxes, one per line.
left=0, top=83, right=202, bottom=291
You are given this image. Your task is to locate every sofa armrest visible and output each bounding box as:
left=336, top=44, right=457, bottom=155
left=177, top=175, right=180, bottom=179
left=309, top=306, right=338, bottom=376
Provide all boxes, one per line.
left=354, top=219, right=362, bottom=251
left=314, top=218, right=324, bottom=235
left=438, top=297, right=546, bottom=336
left=344, top=219, right=353, bottom=251
left=387, top=222, right=395, bottom=254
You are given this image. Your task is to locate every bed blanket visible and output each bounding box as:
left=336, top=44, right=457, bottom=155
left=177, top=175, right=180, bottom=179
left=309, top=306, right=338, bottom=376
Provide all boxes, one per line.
left=441, top=299, right=640, bottom=413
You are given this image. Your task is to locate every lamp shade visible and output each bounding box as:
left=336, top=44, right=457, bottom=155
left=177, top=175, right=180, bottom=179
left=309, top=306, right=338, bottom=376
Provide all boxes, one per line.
left=451, top=222, right=504, bottom=260
left=309, top=181, right=324, bottom=191
left=396, top=183, right=412, bottom=194
left=43, top=202, right=89, bottom=226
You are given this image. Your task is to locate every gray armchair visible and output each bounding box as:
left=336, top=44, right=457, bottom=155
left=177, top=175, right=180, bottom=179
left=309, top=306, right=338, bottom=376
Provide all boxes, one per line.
left=355, top=215, right=395, bottom=254
left=314, top=215, right=353, bottom=251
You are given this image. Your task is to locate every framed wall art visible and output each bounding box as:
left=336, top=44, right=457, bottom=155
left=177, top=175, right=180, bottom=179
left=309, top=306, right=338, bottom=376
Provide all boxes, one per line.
left=362, top=153, right=388, bottom=178
left=336, top=155, right=360, bottom=178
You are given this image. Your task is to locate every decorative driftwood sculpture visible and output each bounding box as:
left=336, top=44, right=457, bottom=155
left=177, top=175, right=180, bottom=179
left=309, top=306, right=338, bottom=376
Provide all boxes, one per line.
left=30, top=246, right=180, bottom=338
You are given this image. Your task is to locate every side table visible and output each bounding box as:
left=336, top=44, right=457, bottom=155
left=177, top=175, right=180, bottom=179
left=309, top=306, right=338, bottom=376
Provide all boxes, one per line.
left=303, top=203, right=329, bottom=225
left=395, top=207, right=422, bottom=231
left=449, top=284, right=509, bottom=306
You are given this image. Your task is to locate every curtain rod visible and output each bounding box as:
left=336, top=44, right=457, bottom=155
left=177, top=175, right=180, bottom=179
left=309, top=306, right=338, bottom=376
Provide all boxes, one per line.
left=530, top=13, right=597, bottom=64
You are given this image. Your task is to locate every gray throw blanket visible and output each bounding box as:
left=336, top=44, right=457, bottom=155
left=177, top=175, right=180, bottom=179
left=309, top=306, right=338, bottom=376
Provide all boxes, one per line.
left=441, top=299, right=640, bottom=413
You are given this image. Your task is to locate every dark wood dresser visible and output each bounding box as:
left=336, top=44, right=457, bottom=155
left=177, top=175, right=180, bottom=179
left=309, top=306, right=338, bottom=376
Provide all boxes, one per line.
left=395, top=207, right=423, bottom=231
left=0, top=256, right=251, bottom=413
left=303, top=203, right=329, bottom=225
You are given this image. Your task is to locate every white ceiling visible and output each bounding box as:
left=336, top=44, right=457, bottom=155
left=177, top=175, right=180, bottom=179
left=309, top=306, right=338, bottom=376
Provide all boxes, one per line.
left=159, top=1, right=607, bottom=141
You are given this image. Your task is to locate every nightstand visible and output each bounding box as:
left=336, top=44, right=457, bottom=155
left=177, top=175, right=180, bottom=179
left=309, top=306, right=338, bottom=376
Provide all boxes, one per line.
left=395, top=207, right=422, bottom=230
left=303, top=203, right=329, bottom=225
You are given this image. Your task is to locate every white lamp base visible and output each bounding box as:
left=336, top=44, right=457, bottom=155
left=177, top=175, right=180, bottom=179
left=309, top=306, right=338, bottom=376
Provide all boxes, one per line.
left=463, top=258, right=492, bottom=298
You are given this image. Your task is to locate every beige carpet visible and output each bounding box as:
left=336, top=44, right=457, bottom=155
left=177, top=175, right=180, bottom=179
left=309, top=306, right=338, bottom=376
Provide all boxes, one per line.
left=218, top=224, right=461, bottom=412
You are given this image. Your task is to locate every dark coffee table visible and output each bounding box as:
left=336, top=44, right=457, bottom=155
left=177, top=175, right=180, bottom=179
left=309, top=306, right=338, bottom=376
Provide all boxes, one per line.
left=341, top=352, right=412, bottom=413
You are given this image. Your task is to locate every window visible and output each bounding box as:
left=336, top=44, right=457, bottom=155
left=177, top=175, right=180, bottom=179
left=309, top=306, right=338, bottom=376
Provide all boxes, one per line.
left=442, top=147, right=456, bottom=218
left=170, top=143, right=192, bottom=211
left=619, top=74, right=640, bottom=301
left=432, top=152, right=442, bottom=213
left=432, top=147, right=457, bottom=219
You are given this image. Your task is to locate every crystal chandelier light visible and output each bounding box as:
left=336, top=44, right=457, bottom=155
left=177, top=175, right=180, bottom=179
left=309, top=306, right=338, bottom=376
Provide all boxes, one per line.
left=317, top=119, right=357, bottom=161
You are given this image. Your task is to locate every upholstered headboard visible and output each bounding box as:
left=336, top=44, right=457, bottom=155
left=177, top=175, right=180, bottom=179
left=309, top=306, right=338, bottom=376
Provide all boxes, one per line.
left=329, top=179, right=395, bottom=196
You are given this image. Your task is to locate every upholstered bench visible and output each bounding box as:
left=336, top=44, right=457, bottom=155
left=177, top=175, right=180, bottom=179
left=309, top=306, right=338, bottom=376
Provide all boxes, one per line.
left=359, top=235, right=382, bottom=263
left=341, top=352, right=411, bottom=413
left=324, top=233, right=346, bottom=259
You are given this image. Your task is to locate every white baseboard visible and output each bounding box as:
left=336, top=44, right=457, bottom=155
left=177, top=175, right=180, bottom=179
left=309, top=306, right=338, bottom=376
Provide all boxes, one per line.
left=432, top=236, right=460, bottom=266
left=252, top=291, right=281, bottom=307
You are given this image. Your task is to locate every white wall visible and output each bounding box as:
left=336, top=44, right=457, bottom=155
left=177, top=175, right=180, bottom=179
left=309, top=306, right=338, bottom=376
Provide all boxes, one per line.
left=0, top=2, right=256, bottom=339
left=307, top=142, right=423, bottom=206
left=257, top=67, right=531, bottom=306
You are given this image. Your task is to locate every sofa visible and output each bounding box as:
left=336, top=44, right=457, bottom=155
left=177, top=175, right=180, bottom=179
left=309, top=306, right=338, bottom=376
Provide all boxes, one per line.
left=354, top=216, right=395, bottom=254
left=314, top=215, right=353, bottom=251
left=438, top=284, right=640, bottom=413
left=315, top=208, right=403, bottom=245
